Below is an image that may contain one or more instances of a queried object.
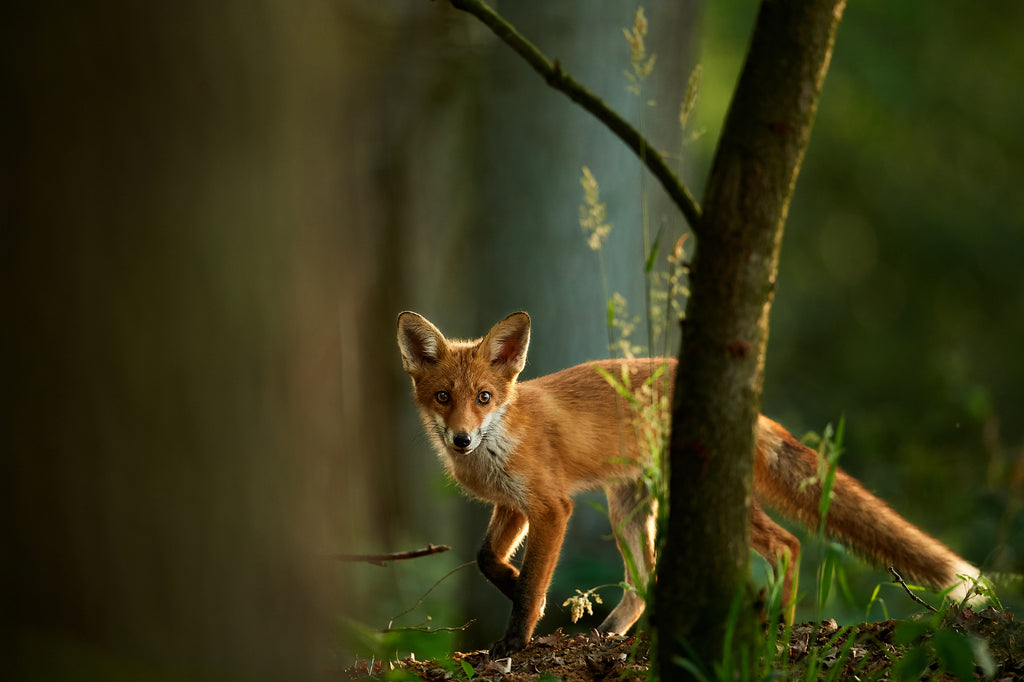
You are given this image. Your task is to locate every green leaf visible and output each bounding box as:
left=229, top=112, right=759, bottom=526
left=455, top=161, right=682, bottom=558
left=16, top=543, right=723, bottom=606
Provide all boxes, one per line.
left=647, top=362, right=667, bottom=383
left=893, top=620, right=930, bottom=645
left=338, top=618, right=454, bottom=664
left=645, top=240, right=660, bottom=273
left=969, top=634, right=997, bottom=679
left=585, top=498, right=609, bottom=517
left=673, top=656, right=711, bottom=682
left=816, top=420, right=842, bottom=534
left=865, top=584, right=886, bottom=621
left=459, top=658, right=475, bottom=679
left=891, top=644, right=928, bottom=681
left=593, top=366, right=635, bottom=402
left=931, top=629, right=976, bottom=681
left=817, top=543, right=843, bottom=610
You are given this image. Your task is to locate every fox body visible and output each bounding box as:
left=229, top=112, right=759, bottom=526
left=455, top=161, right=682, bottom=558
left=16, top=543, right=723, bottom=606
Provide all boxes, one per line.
left=397, top=311, right=979, bottom=657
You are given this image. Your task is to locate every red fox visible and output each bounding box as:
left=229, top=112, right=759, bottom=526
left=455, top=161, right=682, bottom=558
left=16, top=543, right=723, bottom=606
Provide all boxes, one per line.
left=396, top=311, right=980, bottom=657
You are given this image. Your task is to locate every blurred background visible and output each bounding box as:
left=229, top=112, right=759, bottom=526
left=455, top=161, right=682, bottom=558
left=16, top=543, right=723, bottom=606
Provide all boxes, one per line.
left=4, top=0, right=1021, bottom=678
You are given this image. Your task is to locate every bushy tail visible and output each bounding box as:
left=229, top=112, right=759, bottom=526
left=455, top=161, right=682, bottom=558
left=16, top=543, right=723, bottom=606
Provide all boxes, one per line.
left=754, top=416, right=979, bottom=602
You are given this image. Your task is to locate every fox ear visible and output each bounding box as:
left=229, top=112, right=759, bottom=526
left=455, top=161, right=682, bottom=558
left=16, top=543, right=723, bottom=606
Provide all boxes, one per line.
left=397, top=312, right=446, bottom=374
left=484, top=312, right=531, bottom=377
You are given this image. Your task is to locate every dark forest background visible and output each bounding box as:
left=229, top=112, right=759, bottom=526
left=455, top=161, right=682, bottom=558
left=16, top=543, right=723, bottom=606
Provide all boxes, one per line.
left=4, top=0, right=1022, bottom=679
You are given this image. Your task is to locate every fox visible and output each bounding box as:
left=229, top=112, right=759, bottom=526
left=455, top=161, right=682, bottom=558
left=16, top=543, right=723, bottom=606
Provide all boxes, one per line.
left=396, top=310, right=980, bottom=657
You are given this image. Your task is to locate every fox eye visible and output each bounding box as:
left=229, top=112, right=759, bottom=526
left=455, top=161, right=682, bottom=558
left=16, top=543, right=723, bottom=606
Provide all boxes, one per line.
left=435, top=391, right=450, bottom=404
left=477, top=391, right=491, bottom=405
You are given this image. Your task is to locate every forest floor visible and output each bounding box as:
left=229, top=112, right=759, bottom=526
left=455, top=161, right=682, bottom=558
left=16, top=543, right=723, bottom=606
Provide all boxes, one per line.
left=344, top=607, right=1023, bottom=681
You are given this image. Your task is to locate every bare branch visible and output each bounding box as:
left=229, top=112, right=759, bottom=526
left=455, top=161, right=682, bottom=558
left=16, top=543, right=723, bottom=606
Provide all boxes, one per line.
left=448, top=0, right=703, bottom=234
left=327, top=543, right=452, bottom=567
left=888, top=567, right=939, bottom=613
left=388, top=560, right=477, bottom=630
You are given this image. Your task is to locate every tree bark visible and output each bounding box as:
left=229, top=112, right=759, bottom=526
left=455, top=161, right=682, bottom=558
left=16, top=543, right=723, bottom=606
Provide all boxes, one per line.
left=655, top=0, right=845, bottom=675
left=4, top=2, right=344, bottom=676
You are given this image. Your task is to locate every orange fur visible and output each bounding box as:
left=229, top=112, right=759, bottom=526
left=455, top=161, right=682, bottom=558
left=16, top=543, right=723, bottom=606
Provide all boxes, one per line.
left=397, top=311, right=979, bottom=657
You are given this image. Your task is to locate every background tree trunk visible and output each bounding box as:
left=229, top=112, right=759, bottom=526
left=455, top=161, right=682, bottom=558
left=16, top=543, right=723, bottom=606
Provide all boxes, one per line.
left=3, top=3, right=340, bottom=676
left=656, top=0, right=845, bottom=673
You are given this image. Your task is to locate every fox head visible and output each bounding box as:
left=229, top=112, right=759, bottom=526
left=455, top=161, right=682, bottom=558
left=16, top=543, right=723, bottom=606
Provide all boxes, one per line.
left=397, top=312, right=530, bottom=455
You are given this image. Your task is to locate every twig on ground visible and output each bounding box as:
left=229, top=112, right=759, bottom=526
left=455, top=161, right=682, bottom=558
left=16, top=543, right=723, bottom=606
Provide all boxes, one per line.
left=327, top=543, right=452, bottom=567
left=888, top=567, right=939, bottom=613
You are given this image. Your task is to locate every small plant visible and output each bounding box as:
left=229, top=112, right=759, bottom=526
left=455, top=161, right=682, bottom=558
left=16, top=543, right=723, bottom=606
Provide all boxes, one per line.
left=623, top=7, right=656, bottom=100
left=799, top=418, right=847, bottom=613
left=587, top=360, right=672, bottom=624
left=892, top=610, right=996, bottom=681
left=679, top=64, right=702, bottom=141
left=562, top=587, right=605, bottom=623
left=579, top=165, right=612, bottom=254
left=578, top=165, right=690, bottom=361
left=581, top=6, right=699, bottom=362
left=570, top=9, right=694, bottom=663
left=340, top=618, right=455, bottom=677
left=648, top=233, right=690, bottom=355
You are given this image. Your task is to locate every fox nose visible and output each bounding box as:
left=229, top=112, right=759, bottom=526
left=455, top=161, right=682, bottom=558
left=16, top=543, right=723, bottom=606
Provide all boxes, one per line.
left=453, top=432, right=472, bottom=449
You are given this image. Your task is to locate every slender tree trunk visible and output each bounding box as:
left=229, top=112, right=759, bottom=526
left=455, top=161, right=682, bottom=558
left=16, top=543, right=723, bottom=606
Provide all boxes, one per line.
left=655, top=0, right=845, bottom=674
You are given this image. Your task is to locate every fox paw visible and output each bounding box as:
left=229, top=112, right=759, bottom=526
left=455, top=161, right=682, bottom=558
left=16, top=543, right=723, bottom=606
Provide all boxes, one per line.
left=488, top=634, right=527, bottom=658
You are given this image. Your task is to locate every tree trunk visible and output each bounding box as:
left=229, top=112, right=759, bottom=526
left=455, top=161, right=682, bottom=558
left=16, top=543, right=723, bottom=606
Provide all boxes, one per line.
left=655, top=0, right=845, bottom=674
left=4, top=2, right=344, bottom=676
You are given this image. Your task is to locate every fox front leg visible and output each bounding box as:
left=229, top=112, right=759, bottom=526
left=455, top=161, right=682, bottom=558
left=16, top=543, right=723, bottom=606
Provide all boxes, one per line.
left=489, top=498, right=573, bottom=658
left=477, top=505, right=528, bottom=599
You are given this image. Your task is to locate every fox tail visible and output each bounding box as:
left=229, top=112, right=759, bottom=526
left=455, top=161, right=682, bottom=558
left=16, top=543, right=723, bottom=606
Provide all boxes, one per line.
left=756, top=418, right=980, bottom=603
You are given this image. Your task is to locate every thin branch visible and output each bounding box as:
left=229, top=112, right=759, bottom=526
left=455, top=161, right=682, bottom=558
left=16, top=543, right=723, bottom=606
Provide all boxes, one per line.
left=327, top=543, right=452, bottom=567
left=448, top=0, right=703, bottom=235
left=398, top=619, right=477, bottom=633
left=888, top=567, right=939, bottom=613
left=387, top=560, right=477, bottom=630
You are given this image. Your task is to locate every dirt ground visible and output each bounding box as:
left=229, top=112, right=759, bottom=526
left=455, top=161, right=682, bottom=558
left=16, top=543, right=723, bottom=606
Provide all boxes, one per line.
left=344, top=607, right=1023, bottom=681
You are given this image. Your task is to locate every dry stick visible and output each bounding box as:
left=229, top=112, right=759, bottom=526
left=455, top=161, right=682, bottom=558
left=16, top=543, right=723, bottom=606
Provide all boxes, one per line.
left=327, top=543, right=452, bottom=567
left=888, top=567, right=939, bottom=613
left=448, top=0, right=704, bottom=235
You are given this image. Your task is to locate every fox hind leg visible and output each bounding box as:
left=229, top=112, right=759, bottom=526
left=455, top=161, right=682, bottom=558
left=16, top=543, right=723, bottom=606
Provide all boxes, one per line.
left=750, top=500, right=801, bottom=623
left=598, top=481, right=657, bottom=634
